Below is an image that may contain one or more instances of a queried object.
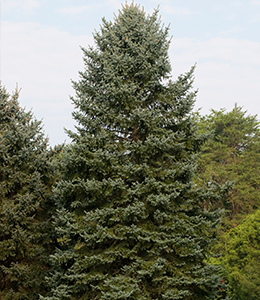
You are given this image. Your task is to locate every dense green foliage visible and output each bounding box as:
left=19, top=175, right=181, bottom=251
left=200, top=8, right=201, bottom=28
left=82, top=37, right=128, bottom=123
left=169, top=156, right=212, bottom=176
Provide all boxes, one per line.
left=3, top=4, right=260, bottom=300
left=219, top=209, right=260, bottom=300
left=41, top=4, right=228, bottom=300
left=196, top=105, right=260, bottom=229
left=195, top=105, right=260, bottom=300
left=0, top=86, right=55, bottom=299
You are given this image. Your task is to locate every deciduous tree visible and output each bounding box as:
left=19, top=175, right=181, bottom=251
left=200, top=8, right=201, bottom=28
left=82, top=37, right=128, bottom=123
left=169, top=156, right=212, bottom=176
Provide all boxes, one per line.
left=220, top=209, right=260, bottom=300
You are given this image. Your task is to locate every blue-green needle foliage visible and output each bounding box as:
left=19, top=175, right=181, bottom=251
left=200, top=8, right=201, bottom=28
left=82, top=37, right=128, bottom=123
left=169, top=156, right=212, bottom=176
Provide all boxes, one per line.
left=0, top=86, right=55, bottom=299
left=44, top=3, right=228, bottom=300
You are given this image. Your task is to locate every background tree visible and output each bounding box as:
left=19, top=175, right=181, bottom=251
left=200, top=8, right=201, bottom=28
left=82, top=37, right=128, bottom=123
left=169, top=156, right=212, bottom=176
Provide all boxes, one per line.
left=218, top=209, right=260, bottom=300
left=196, top=104, right=260, bottom=229
left=43, top=3, right=229, bottom=300
left=0, top=85, right=56, bottom=299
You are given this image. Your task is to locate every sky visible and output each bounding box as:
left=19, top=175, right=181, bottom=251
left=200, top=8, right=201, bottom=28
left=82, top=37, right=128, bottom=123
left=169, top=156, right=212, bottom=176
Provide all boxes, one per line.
left=1, top=0, right=260, bottom=146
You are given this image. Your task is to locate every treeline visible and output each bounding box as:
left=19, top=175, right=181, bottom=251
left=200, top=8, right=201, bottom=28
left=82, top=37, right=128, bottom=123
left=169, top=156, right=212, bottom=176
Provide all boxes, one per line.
left=1, top=3, right=260, bottom=300
left=195, top=106, right=260, bottom=299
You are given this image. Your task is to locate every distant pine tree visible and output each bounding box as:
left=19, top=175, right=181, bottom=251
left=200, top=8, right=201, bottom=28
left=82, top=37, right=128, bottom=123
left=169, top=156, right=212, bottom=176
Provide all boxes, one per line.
left=196, top=104, right=260, bottom=229
left=0, top=85, right=56, bottom=299
left=43, top=3, right=229, bottom=299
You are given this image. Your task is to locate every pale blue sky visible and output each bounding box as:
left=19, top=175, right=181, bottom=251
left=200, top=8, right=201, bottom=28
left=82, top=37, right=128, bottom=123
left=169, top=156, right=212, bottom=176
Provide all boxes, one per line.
left=1, top=0, right=260, bottom=145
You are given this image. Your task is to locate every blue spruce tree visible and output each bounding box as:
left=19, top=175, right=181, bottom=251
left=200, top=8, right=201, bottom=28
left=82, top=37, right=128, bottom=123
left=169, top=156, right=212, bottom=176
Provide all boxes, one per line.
left=0, top=85, right=56, bottom=299
left=44, top=3, right=228, bottom=299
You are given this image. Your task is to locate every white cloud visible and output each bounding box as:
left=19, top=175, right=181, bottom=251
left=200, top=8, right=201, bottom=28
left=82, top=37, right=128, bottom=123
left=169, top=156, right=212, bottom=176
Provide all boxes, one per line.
left=2, top=0, right=39, bottom=11
left=58, top=5, right=90, bottom=15
left=218, top=25, right=244, bottom=36
left=2, top=0, right=19, bottom=11
left=23, top=0, right=39, bottom=10
left=250, top=0, right=260, bottom=5
left=2, top=21, right=94, bottom=145
left=169, top=38, right=260, bottom=115
left=107, top=0, right=122, bottom=10
left=171, top=37, right=260, bottom=66
left=162, top=5, right=194, bottom=15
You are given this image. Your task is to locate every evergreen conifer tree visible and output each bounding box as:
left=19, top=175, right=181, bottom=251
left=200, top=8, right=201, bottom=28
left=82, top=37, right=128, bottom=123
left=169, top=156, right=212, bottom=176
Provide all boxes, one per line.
left=44, top=3, right=228, bottom=299
left=196, top=104, right=260, bottom=228
left=0, top=85, right=56, bottom=299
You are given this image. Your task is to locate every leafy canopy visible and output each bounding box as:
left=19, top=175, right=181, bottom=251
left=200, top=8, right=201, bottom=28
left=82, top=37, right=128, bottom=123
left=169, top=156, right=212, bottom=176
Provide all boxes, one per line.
left=220, top=209, right=260, bottom=300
